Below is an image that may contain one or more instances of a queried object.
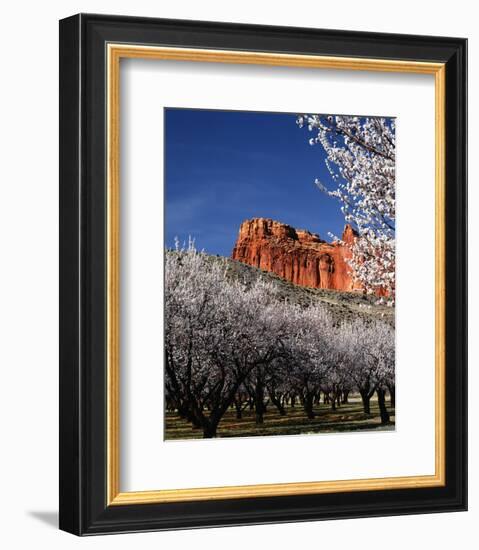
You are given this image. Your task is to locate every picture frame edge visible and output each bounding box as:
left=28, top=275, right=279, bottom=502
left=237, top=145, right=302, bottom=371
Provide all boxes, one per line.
left=59, top=13, right=467, bottom=536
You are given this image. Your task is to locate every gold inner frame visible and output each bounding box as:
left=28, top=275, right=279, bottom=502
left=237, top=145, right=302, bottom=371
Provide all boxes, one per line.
left=106, top=44, right=446, bottom=506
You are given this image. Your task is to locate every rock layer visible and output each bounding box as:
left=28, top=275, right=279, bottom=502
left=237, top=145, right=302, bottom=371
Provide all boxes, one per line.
left=231, top=218, right=359, bottom=292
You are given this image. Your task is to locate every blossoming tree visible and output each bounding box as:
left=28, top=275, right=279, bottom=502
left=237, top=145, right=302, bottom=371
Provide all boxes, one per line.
left=297, top=115, right=396, bottom=304
left=165, top=244, right=395, bottom=437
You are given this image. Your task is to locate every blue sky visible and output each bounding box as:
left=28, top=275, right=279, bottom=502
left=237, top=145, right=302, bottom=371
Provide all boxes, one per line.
left=165, top=108, right=345, bottom=257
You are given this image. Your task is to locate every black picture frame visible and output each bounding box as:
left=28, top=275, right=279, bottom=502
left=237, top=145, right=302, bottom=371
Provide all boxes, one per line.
left=59, top=13, right=467, bottom=535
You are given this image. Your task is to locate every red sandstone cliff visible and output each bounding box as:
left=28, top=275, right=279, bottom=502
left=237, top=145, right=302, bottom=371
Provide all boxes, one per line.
left=231, top=218, right=360, bottom=292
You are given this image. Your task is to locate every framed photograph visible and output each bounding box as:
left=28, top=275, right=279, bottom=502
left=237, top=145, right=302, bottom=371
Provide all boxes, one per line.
left=59, top=14, right=467, bottom=535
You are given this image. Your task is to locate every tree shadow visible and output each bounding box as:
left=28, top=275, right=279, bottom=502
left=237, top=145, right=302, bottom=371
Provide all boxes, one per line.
left=28, top=511, right=58, bottom=529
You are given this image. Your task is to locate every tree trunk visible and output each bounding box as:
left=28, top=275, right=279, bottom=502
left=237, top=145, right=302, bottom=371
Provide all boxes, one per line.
left=234, top=398, right=242, bottom=420
left=202, top=420, right=218, bottom=438
left=186, top=410, right=202, bottom=429
left=270, top=393, right=286, bottom=416
left=177, top=405, right=188, bottom=419
left=304, top=394, right=315, bottom=419
left=376, top=387, right=390, bottom=425
left=342, top=390, right=350, bottom=404
left=331, top=394, right=336, bottom=410
left=255, top=380, right=265, bottom=424
left=388, top=385, right=396, bottom=408
left=360, top=389, right=371, bottom=415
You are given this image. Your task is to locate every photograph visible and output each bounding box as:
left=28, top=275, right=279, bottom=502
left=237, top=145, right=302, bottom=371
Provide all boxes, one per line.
left=54, top=8, right=467, bottom=539
left=164, top=108, right=396, bottom=440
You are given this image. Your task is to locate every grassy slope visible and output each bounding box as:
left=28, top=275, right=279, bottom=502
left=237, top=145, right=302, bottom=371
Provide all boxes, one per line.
left=217, top=254, right=395, bottom=325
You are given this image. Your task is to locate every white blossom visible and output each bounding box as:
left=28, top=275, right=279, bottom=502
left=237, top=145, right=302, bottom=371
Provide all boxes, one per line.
left=298, top=115, right=396, bottom=304
left=165, top=242, right=395, bottom=436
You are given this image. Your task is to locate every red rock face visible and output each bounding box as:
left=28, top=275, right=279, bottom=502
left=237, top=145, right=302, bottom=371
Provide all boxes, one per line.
left=231, top=218, right=360, bottom=292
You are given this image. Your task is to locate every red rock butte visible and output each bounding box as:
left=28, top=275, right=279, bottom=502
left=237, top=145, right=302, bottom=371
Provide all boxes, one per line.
left=231, top=218, right=361, bottom=292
